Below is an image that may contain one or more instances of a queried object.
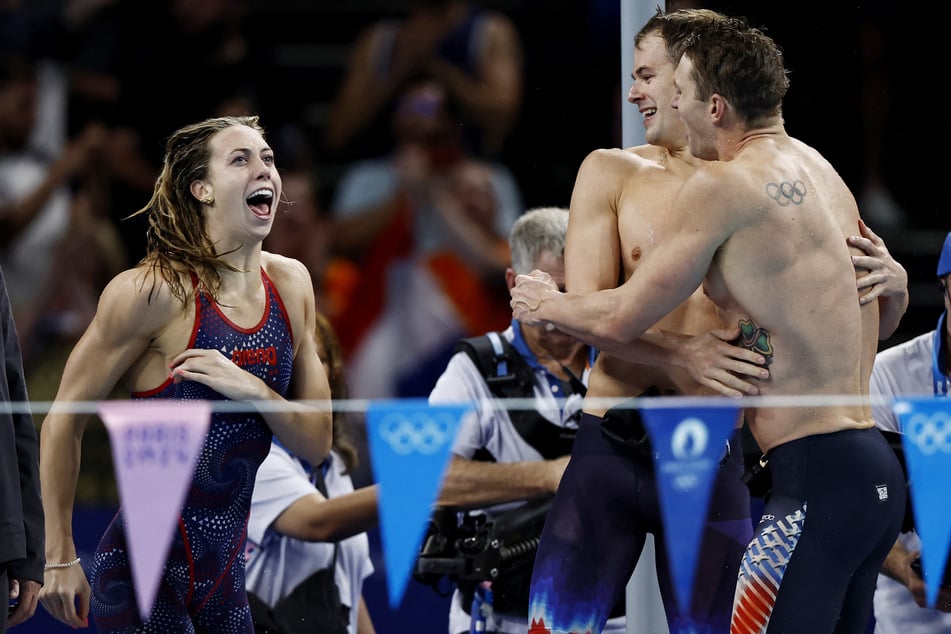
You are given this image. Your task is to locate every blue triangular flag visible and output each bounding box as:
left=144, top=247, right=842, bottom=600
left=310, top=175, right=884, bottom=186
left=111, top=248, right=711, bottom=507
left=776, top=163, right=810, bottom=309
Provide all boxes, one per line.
left=639, top=401, right=740, bottom=617
left=893, top=397, right=951, bottom=608
left=366, top=399, right=468, bottom=608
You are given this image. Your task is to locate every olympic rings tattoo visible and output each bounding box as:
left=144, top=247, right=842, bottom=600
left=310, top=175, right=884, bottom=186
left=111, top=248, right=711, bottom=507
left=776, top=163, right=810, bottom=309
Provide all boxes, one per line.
left=765, top=180, right=806, bottom=206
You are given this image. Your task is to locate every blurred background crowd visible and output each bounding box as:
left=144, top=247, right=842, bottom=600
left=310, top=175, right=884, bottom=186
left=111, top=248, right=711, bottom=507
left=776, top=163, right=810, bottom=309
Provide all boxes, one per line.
left=0, top=0, right=943, bottom=531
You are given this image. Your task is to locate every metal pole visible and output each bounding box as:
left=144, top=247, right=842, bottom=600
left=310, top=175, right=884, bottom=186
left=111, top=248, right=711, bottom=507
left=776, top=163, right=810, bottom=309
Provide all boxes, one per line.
left=624, top=3, right=672, bottom=632
left=620, top=1, right=653, bottom=148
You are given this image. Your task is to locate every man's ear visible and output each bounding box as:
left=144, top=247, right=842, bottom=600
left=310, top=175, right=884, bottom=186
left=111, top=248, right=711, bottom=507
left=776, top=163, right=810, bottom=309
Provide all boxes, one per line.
left=710, top=93, right=728, bottom=124
left=505, top=268, right=517, bottom=292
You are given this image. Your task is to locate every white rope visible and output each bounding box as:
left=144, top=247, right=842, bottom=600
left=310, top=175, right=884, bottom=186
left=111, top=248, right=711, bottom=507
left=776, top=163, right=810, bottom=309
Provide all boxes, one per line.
left=0, top=392, right=907, bottom=416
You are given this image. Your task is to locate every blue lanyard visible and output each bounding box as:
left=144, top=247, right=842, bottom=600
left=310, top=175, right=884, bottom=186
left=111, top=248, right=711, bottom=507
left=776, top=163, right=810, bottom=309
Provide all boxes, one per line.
left=932, top=311, right=948, bottom=397
left=510, top=320, right=567, bottom=392
left=510, top=320, right=545, bottom=372
left=510, top=320, right=586, bottom=399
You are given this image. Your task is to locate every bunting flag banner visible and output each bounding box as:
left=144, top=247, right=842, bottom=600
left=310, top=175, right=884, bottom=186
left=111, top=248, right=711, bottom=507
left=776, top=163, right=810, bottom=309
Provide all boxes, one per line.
left=98, top=400, right=211, bottom=622
left=639, top=402, right=740, bottom=617
left=366, top=399, right=468, bottom=608
left=892, top=397, right=951, bottom=608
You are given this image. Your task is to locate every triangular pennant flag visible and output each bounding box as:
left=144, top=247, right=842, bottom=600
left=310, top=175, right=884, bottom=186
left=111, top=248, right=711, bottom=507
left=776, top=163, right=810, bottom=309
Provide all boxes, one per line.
left=892, top=397, right=951, bottom=608
left=639, top=400, right=740, bottom=618
left=366, top=399, right=467, bottom=609
left=98, top=400, right=211, bottom=622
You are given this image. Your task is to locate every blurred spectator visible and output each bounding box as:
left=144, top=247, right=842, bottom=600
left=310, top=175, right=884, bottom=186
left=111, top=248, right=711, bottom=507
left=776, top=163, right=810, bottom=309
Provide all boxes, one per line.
left=324, top=0, right=523, bottom=161
left=264, top=164, right=361, bottom=322
left=58, top=0, right=266, bottom=263
left=264, top=168, right=330, bottom=296
left=329, top=74, right=523, bottom=399
left=0, top=48, right=126, bottom=514
left=0, top=53, right=125, bottom=370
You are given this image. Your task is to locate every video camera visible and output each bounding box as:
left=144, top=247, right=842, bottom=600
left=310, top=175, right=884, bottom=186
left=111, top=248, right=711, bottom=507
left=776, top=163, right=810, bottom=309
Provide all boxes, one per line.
left=413, top=496, right=553, bottom=614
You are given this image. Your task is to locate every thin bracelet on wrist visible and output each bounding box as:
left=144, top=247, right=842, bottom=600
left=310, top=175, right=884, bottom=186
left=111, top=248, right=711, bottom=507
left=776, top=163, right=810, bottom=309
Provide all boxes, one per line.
left=44, top=557, right=81, bottom=570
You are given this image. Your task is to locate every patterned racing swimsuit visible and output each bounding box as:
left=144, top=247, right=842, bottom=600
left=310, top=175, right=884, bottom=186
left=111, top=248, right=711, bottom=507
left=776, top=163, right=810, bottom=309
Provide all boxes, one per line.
left=731, top=428, right=905, bottom=633
left=90, top=269, right=294, bottom=634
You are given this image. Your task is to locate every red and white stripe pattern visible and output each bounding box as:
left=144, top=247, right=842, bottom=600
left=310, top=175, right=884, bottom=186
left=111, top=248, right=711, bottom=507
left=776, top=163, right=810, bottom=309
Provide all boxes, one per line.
left=731, top=505, right=807, bottom=634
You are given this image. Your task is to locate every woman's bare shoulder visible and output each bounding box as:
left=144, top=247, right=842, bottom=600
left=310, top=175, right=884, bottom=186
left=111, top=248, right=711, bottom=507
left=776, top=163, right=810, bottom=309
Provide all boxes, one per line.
left=97, top=265, right=188, bottom=332
left=261, top=252, right=314, bottom=302
left=262, top=251, right=309, bottom=280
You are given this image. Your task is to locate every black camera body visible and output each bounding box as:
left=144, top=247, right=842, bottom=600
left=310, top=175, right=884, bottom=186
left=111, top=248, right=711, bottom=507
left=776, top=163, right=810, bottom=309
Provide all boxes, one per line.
left=413, top=496, right=553, bottom=616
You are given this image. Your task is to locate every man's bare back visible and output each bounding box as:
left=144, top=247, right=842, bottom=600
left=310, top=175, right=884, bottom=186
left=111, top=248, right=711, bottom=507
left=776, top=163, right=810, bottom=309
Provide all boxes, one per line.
left=685, top=133, right=878, bottom=451
left=659, top=21, right=905, bottom=630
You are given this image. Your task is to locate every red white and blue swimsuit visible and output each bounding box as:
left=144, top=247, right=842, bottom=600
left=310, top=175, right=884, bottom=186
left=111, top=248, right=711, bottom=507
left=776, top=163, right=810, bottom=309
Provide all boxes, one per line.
left=90, top=269, right=294, bottom=633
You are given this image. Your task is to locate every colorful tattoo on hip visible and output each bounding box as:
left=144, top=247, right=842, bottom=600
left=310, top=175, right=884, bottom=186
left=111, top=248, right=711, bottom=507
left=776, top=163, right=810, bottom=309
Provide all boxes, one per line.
left=734, top=318, right=774, bottom=368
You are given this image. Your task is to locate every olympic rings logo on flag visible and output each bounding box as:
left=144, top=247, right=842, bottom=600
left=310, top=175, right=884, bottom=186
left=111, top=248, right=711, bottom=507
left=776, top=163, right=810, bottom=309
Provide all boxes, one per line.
left=904, top=411, right=951, bottom=455
left=379, top=411, right=453, bottom=455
